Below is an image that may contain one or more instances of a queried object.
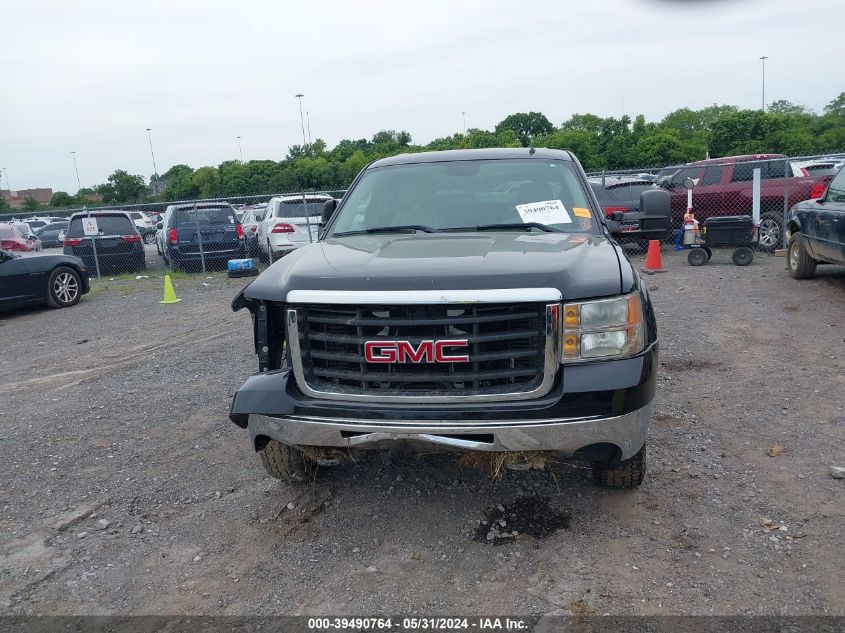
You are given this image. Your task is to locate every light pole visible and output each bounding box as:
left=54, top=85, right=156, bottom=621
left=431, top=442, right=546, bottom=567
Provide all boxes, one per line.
left=295, top=93, right=308, bottom=152
left=145, top=128, right=159, bottom=185
left=461, top=111, right=466, bottom=134
left=759, top=56, right=768, bottom=111
left=237, top=136, right=243, bottom=162
left=71, top=151, right=82, bottom=192
left=2, top=167, right=12, bottom=193
left=306, top=111, right=312, bottom=146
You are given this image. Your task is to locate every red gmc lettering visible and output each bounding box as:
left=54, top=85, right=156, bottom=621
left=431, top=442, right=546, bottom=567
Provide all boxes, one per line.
left=397, top=341, right=433, bottom=363
left=364, top=339, right=469, bottom=364
left=364, top=341, right=398, bottom=363
left=434, top=339, right=470, bottom=363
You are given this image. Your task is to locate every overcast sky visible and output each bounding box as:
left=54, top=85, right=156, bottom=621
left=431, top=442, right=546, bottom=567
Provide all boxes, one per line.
left=1, top=0, right=841, bottom=193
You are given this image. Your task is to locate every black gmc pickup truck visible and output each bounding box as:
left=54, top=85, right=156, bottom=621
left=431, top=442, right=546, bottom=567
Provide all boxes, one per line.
left=230, top=148, right=668, bottom=488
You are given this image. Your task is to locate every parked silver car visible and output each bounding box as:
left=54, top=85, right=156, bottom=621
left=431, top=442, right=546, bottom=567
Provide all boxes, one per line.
left=255, top=194, right=332, bottom=261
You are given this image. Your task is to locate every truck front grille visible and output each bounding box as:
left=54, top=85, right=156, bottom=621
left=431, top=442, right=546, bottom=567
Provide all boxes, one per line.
left=287, top=302, right=559, bottom=402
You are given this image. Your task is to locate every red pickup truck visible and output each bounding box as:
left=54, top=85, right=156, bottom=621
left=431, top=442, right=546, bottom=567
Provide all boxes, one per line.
left=656, top=154, right=825, bottom=251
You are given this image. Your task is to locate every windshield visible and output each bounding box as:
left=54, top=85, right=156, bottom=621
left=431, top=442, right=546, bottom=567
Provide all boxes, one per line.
left=330, top=159, right=597, bottom=235
left=173, top=206, right=236, bottom=226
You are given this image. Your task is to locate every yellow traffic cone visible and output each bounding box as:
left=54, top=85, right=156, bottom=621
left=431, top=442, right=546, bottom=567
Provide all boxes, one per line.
left=159, top=274, right=181, bottom=304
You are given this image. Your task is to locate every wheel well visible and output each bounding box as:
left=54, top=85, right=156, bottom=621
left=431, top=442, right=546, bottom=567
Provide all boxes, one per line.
left=51, top=262, right=84, bottom=278
left=575, top=442, right=622, bottom=466
left=254, top=434, right=271, bottom=452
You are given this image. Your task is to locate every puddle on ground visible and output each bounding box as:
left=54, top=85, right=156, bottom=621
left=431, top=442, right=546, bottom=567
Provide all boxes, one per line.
left=473, top=496, right=570, bottom=545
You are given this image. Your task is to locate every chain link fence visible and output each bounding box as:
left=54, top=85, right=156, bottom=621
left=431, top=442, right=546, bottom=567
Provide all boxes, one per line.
left=2, top=150, right=841, bottom=275
left=0, top=190, right=346, bottom=278
left=587, top=151, right=841, bottom=258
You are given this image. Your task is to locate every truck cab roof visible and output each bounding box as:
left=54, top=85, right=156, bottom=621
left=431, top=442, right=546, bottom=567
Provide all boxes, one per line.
left=370, top=147, right=575, bottom=168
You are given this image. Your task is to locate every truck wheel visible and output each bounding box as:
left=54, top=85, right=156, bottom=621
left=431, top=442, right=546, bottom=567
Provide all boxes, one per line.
left=758, top=214, right=783, bottom=252
left=259, top=439, right=309, bottom=482
left=732, top=246, right=754, bottom=266
left=592, top=444, right=646, bottom=488
left=687, top=248, right=708, bottom=266
left=787, top=234, right=817, bottom=279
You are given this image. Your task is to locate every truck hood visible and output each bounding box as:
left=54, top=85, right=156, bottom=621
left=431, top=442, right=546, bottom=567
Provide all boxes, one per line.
left=240, top=232, right=624, bottom=303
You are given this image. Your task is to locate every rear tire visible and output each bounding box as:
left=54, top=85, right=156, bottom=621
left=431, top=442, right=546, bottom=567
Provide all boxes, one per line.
left=592, top=444, right=646, bottom=488
left=787, top=233, right=817, bottom=279
left=45, top=267, right=82, bottom=309
left=259, top=439, right=310, bottom=482
left=687, top=248, right=708, bottom=266
left=732, top=246, right=754, bottom=266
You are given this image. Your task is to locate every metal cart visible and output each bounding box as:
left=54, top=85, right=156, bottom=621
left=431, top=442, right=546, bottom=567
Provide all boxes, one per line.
left=674, top=215, right=757, bottom=267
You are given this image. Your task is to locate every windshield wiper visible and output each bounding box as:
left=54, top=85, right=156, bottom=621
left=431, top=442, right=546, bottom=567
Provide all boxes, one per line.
left=442, top=222, right=562, bottom=233
left=333, top=225, right=438, bottom=237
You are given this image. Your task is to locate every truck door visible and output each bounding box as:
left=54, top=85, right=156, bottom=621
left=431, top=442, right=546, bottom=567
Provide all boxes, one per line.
left=815, top=168, right=845, bottom=262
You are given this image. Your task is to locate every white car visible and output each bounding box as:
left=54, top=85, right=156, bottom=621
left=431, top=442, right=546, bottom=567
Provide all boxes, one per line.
left=256, top=194, right=332, bottom=261
left=127, top=211, right=158, bottom=244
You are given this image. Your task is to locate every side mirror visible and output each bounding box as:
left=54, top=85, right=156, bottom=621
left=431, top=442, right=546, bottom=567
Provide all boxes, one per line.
left=321, top=199, right=338, bottom=225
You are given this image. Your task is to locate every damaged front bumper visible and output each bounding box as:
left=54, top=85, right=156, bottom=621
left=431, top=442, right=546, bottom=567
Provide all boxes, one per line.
left=246, top=407, right=650, bottom=459
left=229, top=346, right=656, bottom=461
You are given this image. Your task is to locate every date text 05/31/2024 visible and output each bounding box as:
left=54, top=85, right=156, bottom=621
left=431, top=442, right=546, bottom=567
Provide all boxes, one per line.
left=307, top=618, right=529, bottom=631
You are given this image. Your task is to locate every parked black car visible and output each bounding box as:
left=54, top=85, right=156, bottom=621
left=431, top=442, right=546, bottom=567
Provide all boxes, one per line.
left=157, top=202, right=245, bottom=271
left=787, top=165, right=845, bottom=278
left=0, top=249, right=90, bottom=312
left=63, top=212, right=146, bottom=274
left=37, top=220, right=70, bottom=248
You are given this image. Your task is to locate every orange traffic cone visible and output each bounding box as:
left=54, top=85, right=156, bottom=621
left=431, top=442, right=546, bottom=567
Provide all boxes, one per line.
left=643, top=240, right=666, bottom=274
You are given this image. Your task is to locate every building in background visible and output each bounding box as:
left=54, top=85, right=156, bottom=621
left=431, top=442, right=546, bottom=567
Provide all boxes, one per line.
left=1, top=188, right=53, bottom=209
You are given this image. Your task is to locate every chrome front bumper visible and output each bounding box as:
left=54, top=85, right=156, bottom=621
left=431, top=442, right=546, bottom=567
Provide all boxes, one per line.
left=248, top=403, right=650, bottom=460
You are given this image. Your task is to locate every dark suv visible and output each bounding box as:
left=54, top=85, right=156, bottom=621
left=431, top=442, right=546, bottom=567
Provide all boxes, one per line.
left=157, top=202, right=245, bottom=271
left=63, top=212, right=146, bottom=273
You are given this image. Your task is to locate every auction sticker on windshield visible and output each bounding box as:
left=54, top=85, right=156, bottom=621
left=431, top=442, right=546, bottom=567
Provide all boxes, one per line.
left=515, top=199, right=572, bottom=225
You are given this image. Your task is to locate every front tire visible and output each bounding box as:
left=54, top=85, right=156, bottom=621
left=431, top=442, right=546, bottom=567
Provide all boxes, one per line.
left=46, top=267, right=82, bottom=309
left=787, top=233, right=817, bottom=279
left=592, top=444, right=646, bottom=488
left=259, top=439, right=309, bottom=482
left=687, top=248, right=708, bottom=266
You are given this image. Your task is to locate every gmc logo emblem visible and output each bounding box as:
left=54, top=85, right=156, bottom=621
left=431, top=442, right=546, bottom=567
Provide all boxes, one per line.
left=364, top=339, right=469, bottom=364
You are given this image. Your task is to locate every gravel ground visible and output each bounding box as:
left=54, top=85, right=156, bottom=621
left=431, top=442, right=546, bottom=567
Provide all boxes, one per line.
left=0, top=250, right=843, bottom=616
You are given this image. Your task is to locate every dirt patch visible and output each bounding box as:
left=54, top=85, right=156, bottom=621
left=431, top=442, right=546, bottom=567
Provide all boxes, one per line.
left=661, top=358, right=725, bottom=373
left=473, top=497, right=570, bottom=545
left=652, top=414, right=688, bottom=428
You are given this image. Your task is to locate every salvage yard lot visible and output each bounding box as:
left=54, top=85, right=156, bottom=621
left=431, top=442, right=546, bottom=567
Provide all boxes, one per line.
left=1, top=252, right=843, bottom=615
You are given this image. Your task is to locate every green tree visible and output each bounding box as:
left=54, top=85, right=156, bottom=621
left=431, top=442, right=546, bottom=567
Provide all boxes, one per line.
left=191, top=166, right=221, bottom=198
left=495, top=112, right=554, bottom=146
left=0, top=197, right=11, bottom=213
left=22, top=197, right=41, bottom=211
left=96, top=170, right=146, bottom=203
left=768, top=100, right=812, bottom=115
left=823, top=92, right=845, bottom=116
left=50, top=191, right=76, bottom=206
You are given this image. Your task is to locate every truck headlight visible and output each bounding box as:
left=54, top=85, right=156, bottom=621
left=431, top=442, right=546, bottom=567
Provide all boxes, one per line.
left=561, top=294, right=645, bottom=362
